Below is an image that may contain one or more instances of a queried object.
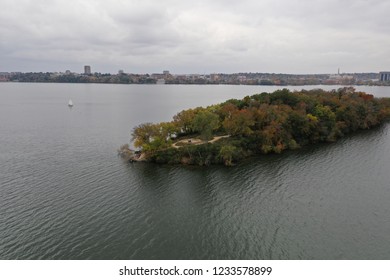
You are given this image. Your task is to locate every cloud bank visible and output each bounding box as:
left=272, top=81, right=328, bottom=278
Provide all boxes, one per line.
left=1, top=0, right=389, bottom=73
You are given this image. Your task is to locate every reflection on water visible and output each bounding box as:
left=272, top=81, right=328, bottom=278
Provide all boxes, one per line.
left=0, top=83, right=390, bottom=259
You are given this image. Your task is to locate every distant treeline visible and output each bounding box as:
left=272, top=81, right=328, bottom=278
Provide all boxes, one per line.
left=8, top=72, right=156, bottom=84
left=4, top=72, right=390, bottom=86
left=122, top=88, right=390, bottom=166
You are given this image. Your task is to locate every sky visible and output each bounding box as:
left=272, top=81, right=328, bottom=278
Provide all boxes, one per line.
left=1, top=0, right=390, bottom=74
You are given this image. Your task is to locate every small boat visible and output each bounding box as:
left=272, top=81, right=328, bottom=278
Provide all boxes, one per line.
left=68, top=99, right=73, bottom=107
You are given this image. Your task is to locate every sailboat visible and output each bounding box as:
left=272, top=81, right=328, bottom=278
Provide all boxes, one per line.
left=68, top=99, right=74, bottom=107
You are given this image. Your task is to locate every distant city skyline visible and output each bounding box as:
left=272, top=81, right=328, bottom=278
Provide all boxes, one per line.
left=2, top=69, right=384, bottom=87
left=0, top=67, right=384, bottom=76
left=1, top=0, right=390, bottom=74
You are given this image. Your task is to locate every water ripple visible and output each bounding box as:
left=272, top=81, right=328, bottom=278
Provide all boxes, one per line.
left=1, top=84, right=390, bottom=259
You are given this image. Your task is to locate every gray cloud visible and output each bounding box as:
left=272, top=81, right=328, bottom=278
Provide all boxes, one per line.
left=1, top=0, right=389, bottom=73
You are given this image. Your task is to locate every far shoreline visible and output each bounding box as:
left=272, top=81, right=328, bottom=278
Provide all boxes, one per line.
left=2, top=71, right=389, bottom=86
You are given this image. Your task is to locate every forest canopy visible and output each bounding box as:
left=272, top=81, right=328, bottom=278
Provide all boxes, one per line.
left=122, top=87, right=390, bottom=166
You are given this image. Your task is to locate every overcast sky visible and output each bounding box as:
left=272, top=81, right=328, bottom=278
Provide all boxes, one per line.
left=1, top=0, right=389, bottom=74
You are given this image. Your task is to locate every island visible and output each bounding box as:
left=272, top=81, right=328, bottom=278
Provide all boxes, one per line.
left=119, top=87, right=390, bottom=166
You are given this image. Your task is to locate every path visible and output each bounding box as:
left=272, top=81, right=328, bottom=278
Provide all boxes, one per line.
left=172, top=135, right=230, bottom=149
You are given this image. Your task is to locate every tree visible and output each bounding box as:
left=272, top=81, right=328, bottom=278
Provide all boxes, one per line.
left=219, top=145, right=237, bottom=166
left=222, top=108, right=254, bottom=136
left=313, top=105, right=337, bottom=141
left=286, top=111, right=311, bottom=144
left=173, top=108, right=197, bottom=134
left=131, top=123, right=159, bottom=149
left=160, top=122, right=177, bottom=140
left=192, top=110, right=220, bottom=140
left=269, top=88, right=299, bottom=107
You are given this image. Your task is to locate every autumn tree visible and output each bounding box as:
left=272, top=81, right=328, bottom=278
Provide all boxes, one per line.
left=222, top=108, right=254, bottom=136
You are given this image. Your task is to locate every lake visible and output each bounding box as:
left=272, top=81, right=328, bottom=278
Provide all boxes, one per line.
left=1, top=83, right=390, bottom=259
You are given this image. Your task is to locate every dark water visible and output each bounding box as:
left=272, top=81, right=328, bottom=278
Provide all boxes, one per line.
left=1, top=83, right=390, bottom=259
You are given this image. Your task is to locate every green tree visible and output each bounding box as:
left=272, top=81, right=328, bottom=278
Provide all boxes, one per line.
left=173, top=108, right=197, bottom=134
left=219, top=145, right=237, bottom=166
left=192, top=110, right=220, bottom=140
left=131, top=123, right=159, bottom=150
left=160, top=122, right=177, bottom=140
left=313, top=105, right=337, bottom=141
left=269, top=89, right=299, bottom=107
left=286, top=111, right=311, bottom=144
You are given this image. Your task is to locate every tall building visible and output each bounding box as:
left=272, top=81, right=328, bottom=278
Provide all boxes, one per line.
left=84, top=65, right=91, bottom=75
left=379, top=71, right=390, bottom=81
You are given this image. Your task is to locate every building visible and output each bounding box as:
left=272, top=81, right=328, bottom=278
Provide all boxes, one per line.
left=0, top=72, right=11, bottom=81
left=379, top=71, right=390, bottom=81
left=84, top=65, right=91, bottom=75
left=210, top=73, right=220, bottom=82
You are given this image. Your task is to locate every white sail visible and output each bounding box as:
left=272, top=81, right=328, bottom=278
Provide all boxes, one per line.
left=68, top=99, right=73, bottom=107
